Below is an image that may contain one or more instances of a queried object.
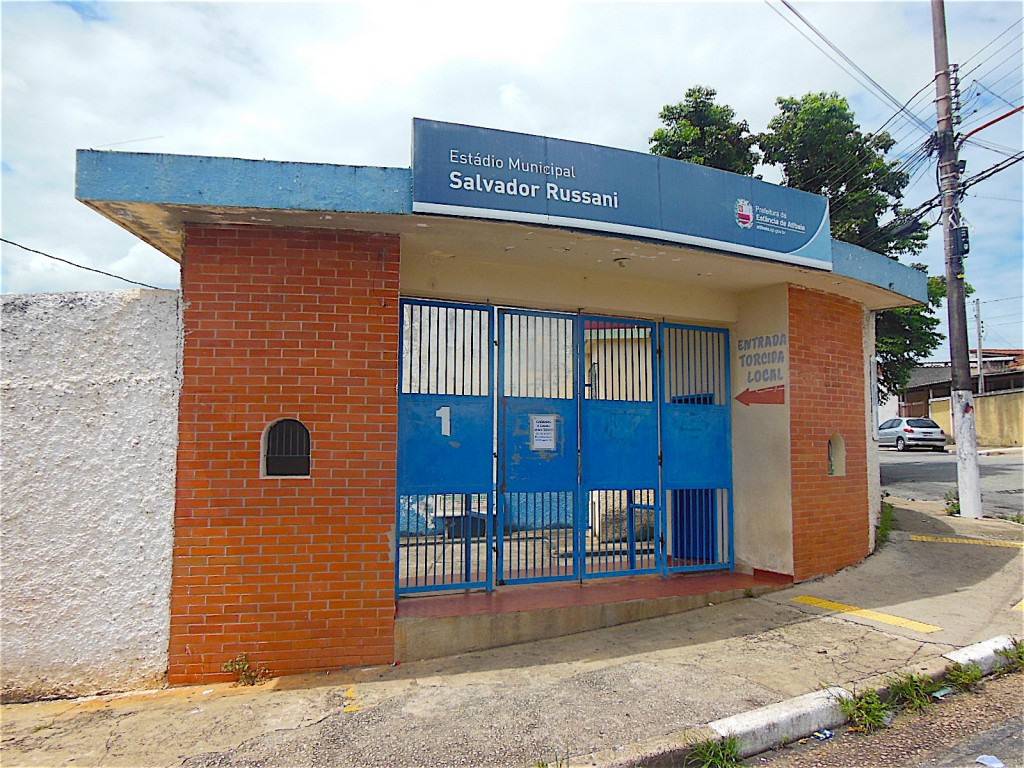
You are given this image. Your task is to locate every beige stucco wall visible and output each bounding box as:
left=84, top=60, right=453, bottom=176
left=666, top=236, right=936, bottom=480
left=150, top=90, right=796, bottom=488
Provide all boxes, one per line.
left=930, top=391, right=1024, bottom=447
left=401, top=255, right=738, bottom=325
left=730, top=284, right=793, bottom=576
left=930, top=400, right=953, bottom=434
left=978, top=391, right=1024, bottom=446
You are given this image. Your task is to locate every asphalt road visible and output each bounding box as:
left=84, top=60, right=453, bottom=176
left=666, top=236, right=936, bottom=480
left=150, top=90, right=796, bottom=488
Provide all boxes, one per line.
left=879, top=448, right=1024, bottom=519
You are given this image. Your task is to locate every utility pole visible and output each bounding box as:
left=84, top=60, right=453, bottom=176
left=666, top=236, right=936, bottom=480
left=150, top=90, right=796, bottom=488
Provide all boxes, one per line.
left=975, top=298, right=985, bottom=395
left=932, top=0, right=982, bottom=518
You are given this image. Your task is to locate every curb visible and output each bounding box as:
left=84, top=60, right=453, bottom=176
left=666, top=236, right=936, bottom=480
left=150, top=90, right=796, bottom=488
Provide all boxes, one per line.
left=944, top=634, right=1016, bottom=675
left=572, top=636, right=1018, bottom=768
left=708, top=686, right=851, bottom=758
left=977, top=447, right=1023, bottom=456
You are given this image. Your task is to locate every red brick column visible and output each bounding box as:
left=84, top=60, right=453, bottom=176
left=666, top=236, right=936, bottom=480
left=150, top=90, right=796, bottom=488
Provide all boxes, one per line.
left=788, top=285, right=870, bottom=581
left=170, top=224, right=399, bottom=684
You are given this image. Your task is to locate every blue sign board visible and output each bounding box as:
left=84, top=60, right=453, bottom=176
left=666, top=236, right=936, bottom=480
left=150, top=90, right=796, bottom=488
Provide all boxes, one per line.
left=412, top=119, right=833, bottom=270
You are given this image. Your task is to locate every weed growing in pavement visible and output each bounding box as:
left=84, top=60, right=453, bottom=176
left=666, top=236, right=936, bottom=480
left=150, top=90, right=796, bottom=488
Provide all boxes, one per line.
left=996, top=637, right=1024, bottom=673
left=220, top=653, right=272, bottom=686
left=685, top=736, right=742, bottom=768
left=1007, top=514, right=1024, bottom=525
left=943, top=488, right=960, bottom=516
left=885, top=672, right=940, bottom=712
left=876, top=501, right=895, bottom=547
left=836, top=688, right=892, bottom=732
left=531, top=747, right=568, bottom=768
left=945, top=661, right=983, bottom=691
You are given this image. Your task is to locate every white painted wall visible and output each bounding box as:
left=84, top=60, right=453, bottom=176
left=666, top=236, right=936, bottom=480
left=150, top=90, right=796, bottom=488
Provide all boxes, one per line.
left=1, top=290, right=181, bottom=701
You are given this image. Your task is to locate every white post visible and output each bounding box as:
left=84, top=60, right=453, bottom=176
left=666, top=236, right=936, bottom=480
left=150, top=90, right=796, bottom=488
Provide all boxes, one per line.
left=953, top=390, right=983, bottom=518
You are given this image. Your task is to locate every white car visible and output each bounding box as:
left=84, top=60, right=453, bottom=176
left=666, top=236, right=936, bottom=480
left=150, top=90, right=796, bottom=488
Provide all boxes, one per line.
left=878, top=417, right=948, bottom=452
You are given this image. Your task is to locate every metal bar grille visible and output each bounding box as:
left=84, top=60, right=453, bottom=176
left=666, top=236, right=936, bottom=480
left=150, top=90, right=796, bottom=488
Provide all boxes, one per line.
left=402, top=302, right=489, bottom=396
left=665, top=488, right=730, bottom=569
left=583, top=319, right=653, bottom=402
left=585, top=488, right=658, bottom=575
left=498, top=492, right=575, bottom=582
left=661, top=323, right=732, bottom=573
left=501, top=312, right=574, bottom=399
left=398, top=302, right=735, bottom=595
left=265, top=419, right=310, bottom=476
left=397, top=493, right=491, bottom=591
left=662, top=326, right=727, bottom=405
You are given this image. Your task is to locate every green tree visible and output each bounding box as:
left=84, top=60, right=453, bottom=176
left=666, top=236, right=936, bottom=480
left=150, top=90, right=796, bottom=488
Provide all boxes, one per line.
left=757, top=93, right=939, bottom=400
left=758, top=92, right=927, bottom=258
left=649, top=86, right=760, bottom=175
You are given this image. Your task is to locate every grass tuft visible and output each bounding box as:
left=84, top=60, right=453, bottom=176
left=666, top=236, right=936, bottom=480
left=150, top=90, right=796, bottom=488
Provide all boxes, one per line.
left=876, top=500, right=895, bottom=547
left=943, top=488, right=961, bottom=516
left=996, top=637, right=1024, bottom=673
left=837, top=688, right=892, bottom=732
left=885, top=672, right=940, bottom=712
left=686, top=736, right=743, bottom=768
left=220, top=653, right=272, bottom=686
left=945, top=661, right=983, bottom=691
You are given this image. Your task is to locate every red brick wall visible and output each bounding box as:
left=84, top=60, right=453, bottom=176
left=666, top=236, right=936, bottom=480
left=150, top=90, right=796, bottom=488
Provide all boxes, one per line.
left=170, top=224, right=400, bottom=684
left=789, top=285, right=870, bottom=581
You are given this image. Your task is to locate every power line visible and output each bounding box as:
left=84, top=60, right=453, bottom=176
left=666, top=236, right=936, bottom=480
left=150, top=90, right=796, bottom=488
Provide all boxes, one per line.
left=966, top=193, right=1024, bottom=203
left=962, top=137, right=1020, bottom=158
left=775, top=0, right=933, bottom=135
left=960, top=28, right=1024, bottom=81
left=960, top=16, right=1023, bottom=69
left=982, top=295, right=1024, bottom=304
left=0, top=237, right=161, bottom=290
left=849, top=150, right=1023, bottom=251
left=970, top=75, right=1022, bottom=110
left=958, top=105, right=1024, bottom=148
left=959, top=76, right=1024, bottom=130
left=958, top=52, right=1024, bottom=125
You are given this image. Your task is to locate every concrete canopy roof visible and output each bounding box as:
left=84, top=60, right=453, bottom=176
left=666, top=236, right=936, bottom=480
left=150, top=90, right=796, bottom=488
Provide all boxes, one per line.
left=76, top=150, right=928, bottom=310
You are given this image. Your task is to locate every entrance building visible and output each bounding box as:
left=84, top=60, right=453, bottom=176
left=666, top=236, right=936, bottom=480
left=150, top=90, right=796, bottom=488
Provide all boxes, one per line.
left=76, top=119, right=927, bottom=683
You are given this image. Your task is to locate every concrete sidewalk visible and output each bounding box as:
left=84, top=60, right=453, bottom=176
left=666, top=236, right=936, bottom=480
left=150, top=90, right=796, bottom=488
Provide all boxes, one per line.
left=2, top=500, right=1021, bottom=768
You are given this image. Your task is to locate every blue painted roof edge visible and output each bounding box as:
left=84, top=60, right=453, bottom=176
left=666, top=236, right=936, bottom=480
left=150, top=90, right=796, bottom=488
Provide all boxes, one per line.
left=831, top=240, right=928, bottom=304
left=76, top=150, right=412, bottom=214
left=75, top=150, right=925, bottom=304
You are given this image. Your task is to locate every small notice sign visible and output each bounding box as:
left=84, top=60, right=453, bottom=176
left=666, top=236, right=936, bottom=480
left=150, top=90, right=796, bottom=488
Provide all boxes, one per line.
left=530, top=414, right=557, bottom=451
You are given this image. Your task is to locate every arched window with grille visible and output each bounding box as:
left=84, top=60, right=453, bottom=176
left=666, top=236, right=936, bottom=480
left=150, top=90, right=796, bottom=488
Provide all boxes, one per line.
left=263, top=418, right=311, bottom=477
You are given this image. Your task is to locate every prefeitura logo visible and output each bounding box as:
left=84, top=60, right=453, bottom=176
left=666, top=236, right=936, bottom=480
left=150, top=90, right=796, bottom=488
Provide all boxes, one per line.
left=735, top=198, right=753, bottom=229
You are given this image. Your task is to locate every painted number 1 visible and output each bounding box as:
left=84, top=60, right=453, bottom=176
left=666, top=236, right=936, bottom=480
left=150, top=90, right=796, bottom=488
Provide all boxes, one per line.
left=435, top=406, right=451, bottom=437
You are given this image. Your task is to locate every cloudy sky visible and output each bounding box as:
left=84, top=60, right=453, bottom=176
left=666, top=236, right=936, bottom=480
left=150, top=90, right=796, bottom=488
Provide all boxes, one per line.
left=2, top=0, right=1021, bottom=353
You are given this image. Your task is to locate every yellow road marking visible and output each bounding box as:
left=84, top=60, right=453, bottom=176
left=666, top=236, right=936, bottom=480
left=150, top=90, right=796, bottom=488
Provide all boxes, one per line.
left=910, top=534, right=1024, bottom=549
left=792, top=596, right=941, bottom=633
left=1013, top=600, right=1024, bottom=612
left=343, top=685, right=361, bottom=713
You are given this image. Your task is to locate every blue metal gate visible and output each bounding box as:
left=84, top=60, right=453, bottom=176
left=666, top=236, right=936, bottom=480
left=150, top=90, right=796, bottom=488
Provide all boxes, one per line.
left=580, top=316, right=660, bottom=577
left=497, top=309, right=579, bottom=584
left=396, top=302, right=733, bottom=595
left=397, top=300, right=493, bottom=594
left=660, top=324, right=733, bottom=571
